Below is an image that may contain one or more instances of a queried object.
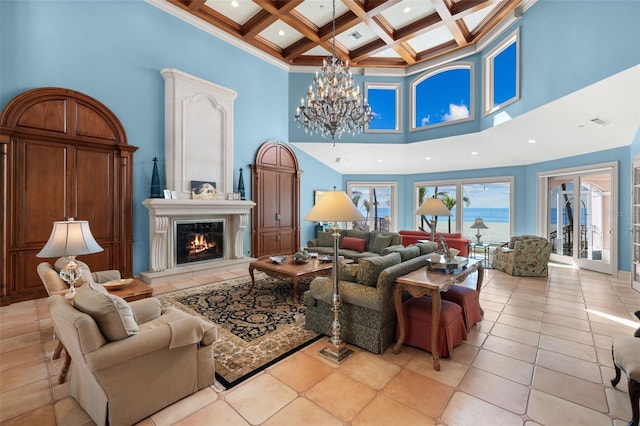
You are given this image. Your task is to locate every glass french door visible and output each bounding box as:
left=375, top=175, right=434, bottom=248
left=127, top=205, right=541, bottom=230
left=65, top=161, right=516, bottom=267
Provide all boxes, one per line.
left=543, top=164, right=616, bottom=274
left=347, top=183, right=397, bottom=232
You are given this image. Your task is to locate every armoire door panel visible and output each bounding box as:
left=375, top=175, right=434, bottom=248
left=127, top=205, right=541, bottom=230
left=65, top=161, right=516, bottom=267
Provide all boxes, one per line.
left=278, top=174, right=294, bottom=227
left=260, top=171, right=279, bottom=228
left=75, top=148, right=115, bottom=239
left=259, top=231, right=279, bottom=255
left=278, top=229, right=296, bottom=253
left=22, top=141, right=68, bottom=244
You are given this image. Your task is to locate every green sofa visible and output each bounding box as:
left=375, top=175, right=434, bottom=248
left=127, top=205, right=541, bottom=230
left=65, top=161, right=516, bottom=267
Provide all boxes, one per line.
left=303, top=241, right=438, bottom=354
left=306, top=229, right=403, bottom=262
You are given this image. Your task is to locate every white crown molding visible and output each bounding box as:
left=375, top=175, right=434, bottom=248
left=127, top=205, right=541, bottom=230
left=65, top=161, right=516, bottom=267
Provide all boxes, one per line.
left=144, top=0, right=290, bottom=72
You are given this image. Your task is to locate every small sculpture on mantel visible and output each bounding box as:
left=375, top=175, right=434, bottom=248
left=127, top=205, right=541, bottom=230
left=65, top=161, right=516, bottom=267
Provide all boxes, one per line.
left=238, top=168, right=245, bottom=200
left=150, top=157, right=163, bottom=198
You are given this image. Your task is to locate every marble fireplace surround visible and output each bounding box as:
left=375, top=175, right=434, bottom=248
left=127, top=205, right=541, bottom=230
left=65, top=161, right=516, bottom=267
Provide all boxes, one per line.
left=140, top=68, right=256, bottom=285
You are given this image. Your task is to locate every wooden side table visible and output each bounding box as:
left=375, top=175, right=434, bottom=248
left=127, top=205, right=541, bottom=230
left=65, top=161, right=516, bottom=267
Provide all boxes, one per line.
left=393, top=259, right=484, bottom=371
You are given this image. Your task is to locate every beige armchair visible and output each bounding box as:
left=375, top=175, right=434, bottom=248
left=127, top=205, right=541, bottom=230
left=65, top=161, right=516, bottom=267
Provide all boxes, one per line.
left=493, top=235, right=552, bottom=277
left=48, top=286, right=218, bottom=426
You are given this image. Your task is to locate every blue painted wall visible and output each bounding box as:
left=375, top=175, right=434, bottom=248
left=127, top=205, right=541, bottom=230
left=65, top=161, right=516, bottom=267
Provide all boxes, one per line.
left=2, top=0, right=638, bottom=275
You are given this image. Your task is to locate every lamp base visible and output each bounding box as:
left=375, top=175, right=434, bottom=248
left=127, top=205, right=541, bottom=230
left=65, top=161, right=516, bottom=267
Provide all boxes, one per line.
left=475, top=233, right=482, bottom=244
left=319, top=341, right=354, bottom=364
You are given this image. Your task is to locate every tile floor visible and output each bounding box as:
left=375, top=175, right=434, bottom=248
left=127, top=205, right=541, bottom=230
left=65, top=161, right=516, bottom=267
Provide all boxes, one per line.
left=1, top=264, right=639, bottom=425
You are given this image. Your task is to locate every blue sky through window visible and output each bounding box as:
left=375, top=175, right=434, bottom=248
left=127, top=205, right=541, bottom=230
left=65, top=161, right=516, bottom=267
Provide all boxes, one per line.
left=414, top=67, right=471, bottom=128
left=493, top=42, right=517, bottom=106
left=368, top=87, right=397, bottom=130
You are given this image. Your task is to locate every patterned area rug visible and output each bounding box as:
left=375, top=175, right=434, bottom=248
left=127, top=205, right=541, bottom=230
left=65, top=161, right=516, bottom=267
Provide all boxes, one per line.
left=157, top=274, right=320, bottom=388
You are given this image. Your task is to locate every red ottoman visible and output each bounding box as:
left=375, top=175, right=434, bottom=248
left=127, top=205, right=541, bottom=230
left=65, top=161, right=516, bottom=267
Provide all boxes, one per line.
left=397, top=297, right=467, bottom=357
left=441, top=286, right=483, bottom=331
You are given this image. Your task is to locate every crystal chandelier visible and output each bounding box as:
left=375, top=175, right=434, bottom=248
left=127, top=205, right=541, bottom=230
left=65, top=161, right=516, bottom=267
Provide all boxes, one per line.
left=294, top=0, right=373, bottom=145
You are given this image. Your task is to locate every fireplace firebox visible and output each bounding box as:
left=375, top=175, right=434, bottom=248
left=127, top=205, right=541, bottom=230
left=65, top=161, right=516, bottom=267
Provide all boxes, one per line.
left=175, top=220, right=224, bottom=265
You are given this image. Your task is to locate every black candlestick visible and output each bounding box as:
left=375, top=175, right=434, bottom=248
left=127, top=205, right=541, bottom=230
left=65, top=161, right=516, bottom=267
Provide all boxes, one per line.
left=238, top=168, right=245, bottom=200
left=150, top=157, right=163, bottom=198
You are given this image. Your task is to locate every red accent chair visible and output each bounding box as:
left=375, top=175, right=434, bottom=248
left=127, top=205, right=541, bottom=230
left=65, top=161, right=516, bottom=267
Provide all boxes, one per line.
left=399, top=230, right=471, bottom=257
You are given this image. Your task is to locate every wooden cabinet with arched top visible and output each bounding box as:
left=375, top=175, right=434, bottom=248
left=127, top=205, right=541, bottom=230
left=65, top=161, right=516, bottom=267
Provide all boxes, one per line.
left=0, top=87, right=138, bottom=304
left=251, top=141, right=301, bottom=257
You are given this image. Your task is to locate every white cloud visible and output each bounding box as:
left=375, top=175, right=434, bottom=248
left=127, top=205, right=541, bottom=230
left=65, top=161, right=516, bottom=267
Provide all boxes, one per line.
left=443, top=103, right=469, bottom=121
left=420, top=115, right=431, bottom=126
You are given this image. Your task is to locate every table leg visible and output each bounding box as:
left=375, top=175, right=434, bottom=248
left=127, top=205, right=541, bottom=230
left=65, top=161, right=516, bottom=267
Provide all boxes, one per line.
left=392, top=285, right=405, bottom=354
left=431, top=290, right=441, bottom=371
left=475, top=263, right=485, bottom=316
left=247, top=265, right=256, bottom=295
left=292, top=277, right=299, bottom=308
left=59, top=350, right=71, bottom=384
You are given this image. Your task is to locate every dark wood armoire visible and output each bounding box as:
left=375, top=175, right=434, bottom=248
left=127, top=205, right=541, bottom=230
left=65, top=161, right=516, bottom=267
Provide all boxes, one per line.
left=251, top=141, right=301, bottom=257
left=0, top=88, right=137, bottom=305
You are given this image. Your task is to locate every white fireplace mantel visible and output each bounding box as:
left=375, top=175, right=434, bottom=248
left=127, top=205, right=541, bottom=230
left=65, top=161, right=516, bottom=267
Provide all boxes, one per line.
left=140, top=198, right=255, bottom=284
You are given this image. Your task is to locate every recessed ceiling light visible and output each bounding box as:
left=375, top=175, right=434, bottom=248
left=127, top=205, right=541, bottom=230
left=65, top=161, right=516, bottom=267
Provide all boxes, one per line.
left=528, top=139, right=536, bottom=144
left=378, top=159, right=383, bottom=162
left=278, top=30, right=285, bottom=36
left=471, top=151, right=478, bottom=155
left=230, top=1, right=239, bottom=7
left=403, top=7, right=411, bottom=13
left=425, top=156, right=431, bottom=160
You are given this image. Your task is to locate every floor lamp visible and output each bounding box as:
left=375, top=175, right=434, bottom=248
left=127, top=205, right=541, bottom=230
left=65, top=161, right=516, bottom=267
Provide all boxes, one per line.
left=37, top=219, right=104, bottom=298
left=305, top=190, right=363, bottom=363
left=415, top=198, right=452, bottom=241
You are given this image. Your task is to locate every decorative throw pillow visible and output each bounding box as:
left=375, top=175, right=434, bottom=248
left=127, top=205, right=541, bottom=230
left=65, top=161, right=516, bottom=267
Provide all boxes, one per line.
left=357, top=252, right=401, bottom=287
left=317, top=231, right=336, bottom=247
left=370, top=233, right=393, bottom=254
left=73, top=285, right=139, bottom=341
left=346, top=229, right=369, bottom=241
left=392, top=245, right=421, bottom=261
left=416, top=241, right=438, bottom=255
left=340, top=236, right=366, bottom=252
left=338, top=262, right=359, bottom=282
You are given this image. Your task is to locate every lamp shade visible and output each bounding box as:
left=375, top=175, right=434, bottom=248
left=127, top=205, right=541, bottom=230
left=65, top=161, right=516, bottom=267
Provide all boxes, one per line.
left=415, top=198, right=452, bottom=217
left=470, top=217, right=488, bottom=229
left=305, top=191, right=364, bottom=222
left=37, top=220, right=104, bottom=258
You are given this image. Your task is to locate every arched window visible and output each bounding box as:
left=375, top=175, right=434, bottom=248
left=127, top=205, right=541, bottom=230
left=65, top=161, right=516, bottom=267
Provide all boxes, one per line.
left=411, top=63, right=473, bottom=130
left=483, top=29, right=520, bottom=115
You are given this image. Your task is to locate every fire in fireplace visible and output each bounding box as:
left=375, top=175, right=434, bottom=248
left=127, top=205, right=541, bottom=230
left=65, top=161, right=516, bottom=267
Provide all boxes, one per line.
left=175, top=220, right=224, bottom=265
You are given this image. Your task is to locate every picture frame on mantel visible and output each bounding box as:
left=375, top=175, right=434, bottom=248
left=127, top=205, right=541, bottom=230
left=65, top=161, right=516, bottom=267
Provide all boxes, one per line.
left=191, top=181, right=217, bottom=200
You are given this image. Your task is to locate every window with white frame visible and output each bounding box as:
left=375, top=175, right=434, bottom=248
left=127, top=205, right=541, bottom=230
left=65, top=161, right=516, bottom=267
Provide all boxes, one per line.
left=414, top=178, right=514, bottom=243
left=347, top=182, right=397, bottom=232
left=365, top=82, right=401, bottom=133
left=483, top=28, right=520, bottom=115
left=411, top=63, right=474, bottom=130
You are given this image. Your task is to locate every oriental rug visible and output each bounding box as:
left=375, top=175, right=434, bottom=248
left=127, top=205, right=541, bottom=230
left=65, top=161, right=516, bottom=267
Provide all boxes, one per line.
left=157, top=274, right=321, bottom=388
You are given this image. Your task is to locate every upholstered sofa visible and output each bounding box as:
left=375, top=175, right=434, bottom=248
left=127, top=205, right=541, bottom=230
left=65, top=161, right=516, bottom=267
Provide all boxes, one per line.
left=493, top=235, right=552, bottom=277
left=399, top=230, right=471, bottom=257
left=304, top=241, right=438, bottom=354
left=306, top=229, right=403, bottom=261
left=48, top=283, right=218, bottom=426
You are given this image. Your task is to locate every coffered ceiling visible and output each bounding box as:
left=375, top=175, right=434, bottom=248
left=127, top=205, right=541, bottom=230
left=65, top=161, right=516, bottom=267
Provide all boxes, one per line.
left=166, top=0, right=523, bottom=70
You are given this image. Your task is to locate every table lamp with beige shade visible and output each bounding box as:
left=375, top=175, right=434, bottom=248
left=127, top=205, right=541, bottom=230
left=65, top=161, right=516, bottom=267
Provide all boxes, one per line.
left=37, top=219, right=103, bottom=298
left=305, top=190, right=363, bottom=363
left=415, top=197, right=452, bottom=241
left=470, top=217, right=489, bottom=244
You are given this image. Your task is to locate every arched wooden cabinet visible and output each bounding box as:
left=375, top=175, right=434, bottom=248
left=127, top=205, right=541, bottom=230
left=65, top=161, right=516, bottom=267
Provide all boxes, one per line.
left=251, top=141, right=301, bottom=257
left=0, top=87, right=138, bottom=304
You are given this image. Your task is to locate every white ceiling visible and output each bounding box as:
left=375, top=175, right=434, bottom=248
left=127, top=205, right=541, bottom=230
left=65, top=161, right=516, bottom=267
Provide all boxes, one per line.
left=292, top=65, right=640, bottom=175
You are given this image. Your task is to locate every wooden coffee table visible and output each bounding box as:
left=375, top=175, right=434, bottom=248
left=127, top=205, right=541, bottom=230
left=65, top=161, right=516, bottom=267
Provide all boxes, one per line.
left=393, top=259, right=484, bottom=371
left=248, top=256, right=349, bottom=305
left=107, top=279, right=153, bottom=302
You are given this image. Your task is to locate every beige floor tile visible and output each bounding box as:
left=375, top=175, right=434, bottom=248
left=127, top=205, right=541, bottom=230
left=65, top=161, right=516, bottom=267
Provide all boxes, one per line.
left=175, top=400, right=250, bottom=426
left=0, top=321, right=40, bottom=340
left=535, top=349, right=602, bottom=383
left=479, top=300, right=506, bottom=313
left=0, top=360, right=49, bottom=393
left=490, top=323, right=540, bottom=346
left=546, top=291, right=584, bottom=304
left=506, top=298, right=547, bottom=313
left=606, top=387, right=634, bottom=422
left=542, top=312, right=591, bottom=330
left=151, top=386, right=218, bottom=426
left=543, top=303, right=589, bottom=320
left=482, top=335, right=538, bottom=363
left=541, top=322, right=594, bottom=345
left=538, top=334, right=597, bottom=362
left=406, top=353, right=468, bottom=387
left=464, top=328, right=488, bottom=346
left=472, top=349, right=533, bottom=385
left=0, top=331, right=42, bottom=354
left=479, top=292, right=510, bottom=304
left=52, top=397, right=94, bottom=426
left=1, top=405, right=56, bottom=426
left=0, top=344, right=45, bottom=372
left=501, top=305, right=544, bottom=321
left=0, top=380, right=51, bottom=423
left=262, top=398, right=342, bottom=426
left=496, top=313, right=542, bottom=332
left=510, top=293, right=547, bottom=305
left=591, top=321, right=637, bottom=337
left=459, top=368, right=529, bottom=414
left=603, top=365, right=628, bottom=392
left=441, top=392, right=523, bottom=426
left=268, top=352, right=333, bottom=392
left=449, top=342, right=479, bottom=365
left=596, top=346, right=614, bottom=367
left=532, top=366, right=608, bottom=412
left=225, top=374, right=297, bottom=425
left=527, top=390, right=611, bottom=426
left=337, top=351, right=401, bottom=390
left=378, top=344, right=418, bottom=367
left=306, top=372, right=376, bottom=421
left=383, top=369, right=453, bottom=418
left=481, top=309, right=500, bottom=322
left=352, top=394, right=435, bottom=426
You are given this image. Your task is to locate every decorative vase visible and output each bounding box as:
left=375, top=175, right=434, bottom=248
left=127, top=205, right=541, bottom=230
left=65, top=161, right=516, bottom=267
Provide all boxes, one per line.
left=150, top=157, right=163, bottom=198
left=238, top=168, right=245, bottom=200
